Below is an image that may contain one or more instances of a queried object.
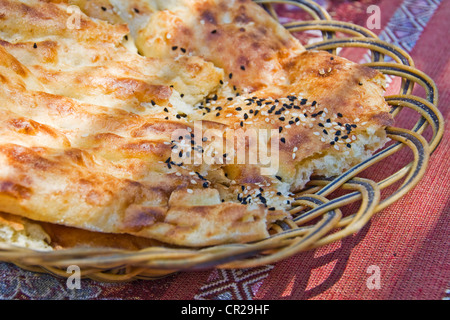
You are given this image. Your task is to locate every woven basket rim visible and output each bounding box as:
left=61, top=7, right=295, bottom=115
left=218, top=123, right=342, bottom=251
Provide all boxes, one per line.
left=0, top=0, right=444, bottom=282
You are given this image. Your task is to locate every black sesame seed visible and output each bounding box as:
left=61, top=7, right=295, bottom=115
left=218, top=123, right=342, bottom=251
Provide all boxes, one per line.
left=319, top=123, right=324, bottom=127
left=300, top=99, right=308, bottom=105
left=124, top=35, right=128, bottom=41
left=216, top=112, right=220, bottom=117
left=342, top=135, right=349, bottom=140
left=268, top=207, right=276, bottom=211
left=347, top=143, right=352, bottom=148
left=280, top=137, right=286, bottom=144
left=33, top=43, right=37, bottom=49
left=336, top=130, right=341, bottom=136
left=337, top=113, right=343, bottom=118
left=133, top=8, right=140, bottom=13
left=254, top=110, right=259, bottom=116
left=227, top=97, right=233, bottom=101
left=172, top=46, right=178, bottom=50
left=275, top=176, right=282, bottom=181
left=323, top=129, right=328, bottom=135
left=180, top=48, right=186, bottom=53
left=312, top=101, right=317, bottom=106
left=229, top=73, right=233, bottom=79
left=163, top=107, right=169, bottom=112
left=151, top=100, right=156, bottom=106
left=101, top=6, right=107, bottom=11
left=219, top=80, right=224, bottom=85
left=243, top=113, right=248, bottom=119
left=334, top=137, right=339, bottom=142
left=240, top=121, right=243, bottom=127
left=330, top=141, right=335, bottom=145
left=240, top=65, right=245, bottom=71
left=211, top=29, right=217, bottom=34
left=180, top=94, right=184, bottom=98
left=203, top=182, right=209, bottom=188
left=279, top=117, right=285, bottom=121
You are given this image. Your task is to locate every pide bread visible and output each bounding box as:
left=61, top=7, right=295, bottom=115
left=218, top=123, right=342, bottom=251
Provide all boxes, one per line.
left=0, top=0, right=393, bottom=250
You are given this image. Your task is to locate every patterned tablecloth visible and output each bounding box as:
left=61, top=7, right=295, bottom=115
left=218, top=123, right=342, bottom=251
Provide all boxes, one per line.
left=0, top=0, right=448, bottom=300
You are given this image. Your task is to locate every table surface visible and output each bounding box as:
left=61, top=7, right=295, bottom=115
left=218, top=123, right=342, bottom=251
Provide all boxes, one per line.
left=0, top=0, right=448, bottom=300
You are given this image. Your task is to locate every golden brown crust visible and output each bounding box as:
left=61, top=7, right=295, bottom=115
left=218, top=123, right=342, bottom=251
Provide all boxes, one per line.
left=0, top=0, right=393, bottom=248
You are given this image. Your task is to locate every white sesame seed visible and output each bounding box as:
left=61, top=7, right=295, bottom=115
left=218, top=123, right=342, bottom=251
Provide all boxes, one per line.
left=354, top=118, right=360, bottom=123
left=191, top=179, right=197, bottom=184
left=166, top=33, right=172, bottom=39
left=325, top=123, right=332, bottom=128
left=324, top=108, right=329, bottom=113
left=285, top=125, right=291, bottom=129
left=265, top=118, right=270, bottom=123
left=292, top=153, right=296, bottom=159
left=313, top=132, right=320, bottom=136
left=176, top=172, right=182, bottom=176
left=334, top=145, right=340, bottom=150
left=187, top=189, right=193, bottom=193
left=361, top=122, right=368, bottom=126
left=293, top=147, right=298, bottom=152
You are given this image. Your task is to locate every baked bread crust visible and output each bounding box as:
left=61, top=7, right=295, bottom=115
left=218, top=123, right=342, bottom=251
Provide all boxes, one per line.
left=0, top=0, right=393, bottom=249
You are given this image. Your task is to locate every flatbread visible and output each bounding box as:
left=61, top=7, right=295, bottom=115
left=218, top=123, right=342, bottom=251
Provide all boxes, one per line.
left=0, top=0, right=393, bottom=249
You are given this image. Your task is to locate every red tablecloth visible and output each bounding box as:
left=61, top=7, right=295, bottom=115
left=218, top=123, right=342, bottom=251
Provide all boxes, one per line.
left=0, top=0, right=448, bottom=300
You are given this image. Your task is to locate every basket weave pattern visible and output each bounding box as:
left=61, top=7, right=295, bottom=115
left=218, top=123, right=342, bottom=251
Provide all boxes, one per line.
left=0, top=0, right=444, bottom=282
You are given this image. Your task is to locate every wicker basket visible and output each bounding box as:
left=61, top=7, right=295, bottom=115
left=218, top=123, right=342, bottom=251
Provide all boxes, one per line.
left=0, top=0, right=444, bottom=282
